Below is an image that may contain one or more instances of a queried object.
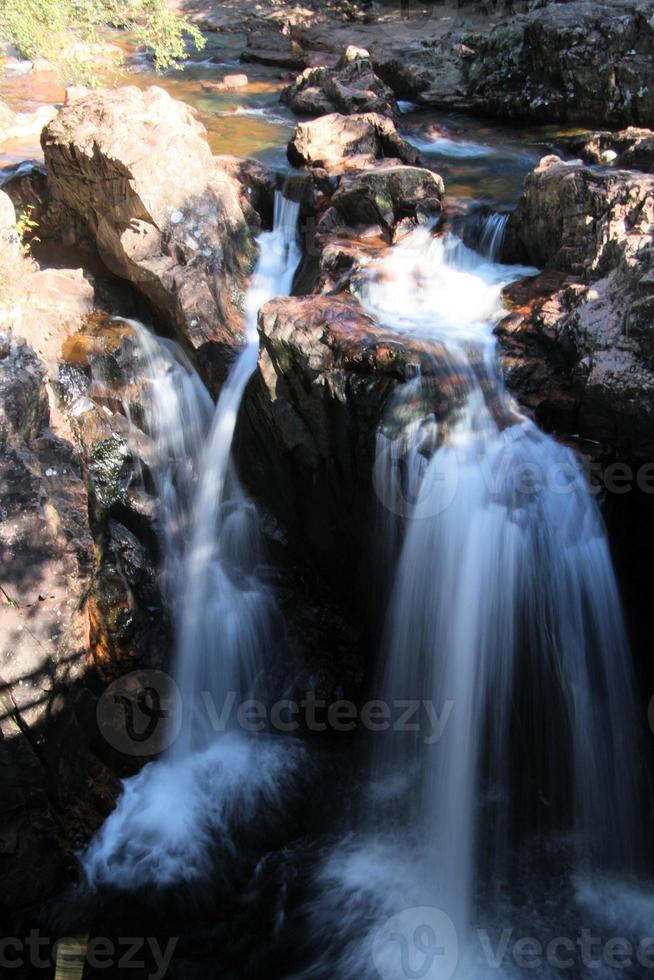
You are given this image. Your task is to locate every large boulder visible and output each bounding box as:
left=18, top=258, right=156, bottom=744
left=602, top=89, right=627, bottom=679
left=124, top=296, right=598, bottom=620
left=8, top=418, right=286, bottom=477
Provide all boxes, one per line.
left=320, top=164, right=444, bottom=240
left=237, top=294, right=468, bottom=598
left=282, top=46, right=399, bottom=118
left=41, top=86, right=259, bottom=389
left=287, top=111, right=420, bottom=170
left=497, top=156, right=654, bottom=461
left=502, top=155, right=654, bottom=273
left=462, top=2, right=654, bottom=125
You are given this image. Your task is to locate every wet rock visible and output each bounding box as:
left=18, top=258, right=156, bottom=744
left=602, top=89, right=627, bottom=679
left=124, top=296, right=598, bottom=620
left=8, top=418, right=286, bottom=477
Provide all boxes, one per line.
left=497, top=156, right=654, bottom=460
left=42, top=86, right=258, bottom=389
left=0, top=333, right=114, bottom=915
left=0, top=308, right=172, bottom=915
left=287, top=111, right=420, bottom=170
left=282, top=46, right=399, bottom=118
left=237, top=294, right=465, bottom=596
left=324, top=164, right=443, bottom=239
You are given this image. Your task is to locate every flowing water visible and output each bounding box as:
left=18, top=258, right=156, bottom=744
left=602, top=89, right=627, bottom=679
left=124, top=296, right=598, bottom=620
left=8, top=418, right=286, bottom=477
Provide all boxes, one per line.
left=2, top=45, right=651, bottom=978
left=82, top=193, right=303, bottom=888
left=285, top=220, right=650, bottom=980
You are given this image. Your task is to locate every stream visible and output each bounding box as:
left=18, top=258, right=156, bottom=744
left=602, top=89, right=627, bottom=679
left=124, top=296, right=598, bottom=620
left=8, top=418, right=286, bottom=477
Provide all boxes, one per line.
left=2, top=40, right=653, bottom=980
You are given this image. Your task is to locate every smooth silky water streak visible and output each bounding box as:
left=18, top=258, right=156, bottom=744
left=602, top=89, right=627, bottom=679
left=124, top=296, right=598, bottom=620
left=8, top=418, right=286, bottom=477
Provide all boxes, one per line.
left=293, top=222, right=645, bottom=979
left=82, top=193, right=303, bottom=888
left=369, top=224, right=643, bottom=935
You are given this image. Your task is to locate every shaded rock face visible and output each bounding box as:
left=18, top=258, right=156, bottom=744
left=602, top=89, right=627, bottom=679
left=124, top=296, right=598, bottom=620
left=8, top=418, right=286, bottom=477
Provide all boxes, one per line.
left=282, top=46, right=399, bottom=118
left=371, top=0, right=654, bottom=127
left=241, top=28, right=307, bottom=69
left=57, top=317, right=168, bottom=676
left=0, top=162, right=94, bottom=254
left=0, top=241, right=164, bottom=917
left=498, top=156, right=654, bottom=461
left=287, top=111, right=421, bottom=170
left=563, top=127, right=654, bottom=172
left=41, top=86, right=259, bottom=390
left=0, top=334, right=117, bottom=917
left=237, top=295, right=466, bottom=601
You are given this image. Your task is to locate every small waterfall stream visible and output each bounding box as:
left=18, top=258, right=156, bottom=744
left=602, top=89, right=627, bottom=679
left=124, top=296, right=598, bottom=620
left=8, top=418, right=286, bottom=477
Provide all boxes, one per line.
left=292, top=218, right=646, bottom=980
left=83, top=193, right=303, bottom=887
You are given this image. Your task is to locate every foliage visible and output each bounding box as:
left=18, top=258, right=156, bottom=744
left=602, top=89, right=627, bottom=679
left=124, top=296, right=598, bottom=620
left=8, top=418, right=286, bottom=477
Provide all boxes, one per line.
left=15, top=205, right=39, bottom=251
left=0, top=204, right=37, bottom=311
left=0, top=0, right=205, bottom=82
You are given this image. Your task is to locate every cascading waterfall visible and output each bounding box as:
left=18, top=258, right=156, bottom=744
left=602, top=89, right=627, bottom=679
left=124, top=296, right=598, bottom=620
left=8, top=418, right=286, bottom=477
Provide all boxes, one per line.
left=294, top=220, right=644, bottom=979
left=83, top=193, right=303, bottom=888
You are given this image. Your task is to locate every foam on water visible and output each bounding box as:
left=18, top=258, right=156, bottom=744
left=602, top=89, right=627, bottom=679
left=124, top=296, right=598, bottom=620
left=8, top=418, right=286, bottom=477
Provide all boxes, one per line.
left=404, top=133, right=497, bottom=159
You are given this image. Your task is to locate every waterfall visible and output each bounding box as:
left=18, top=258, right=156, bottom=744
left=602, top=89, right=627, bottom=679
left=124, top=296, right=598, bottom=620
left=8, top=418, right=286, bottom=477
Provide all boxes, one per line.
left=294, top=227, right=644, bottom=979
left=476, top=211, right=508, bottom=259
left=369, top=227, right=642, bottom=924
left=82, top=193, right=303, bottom=888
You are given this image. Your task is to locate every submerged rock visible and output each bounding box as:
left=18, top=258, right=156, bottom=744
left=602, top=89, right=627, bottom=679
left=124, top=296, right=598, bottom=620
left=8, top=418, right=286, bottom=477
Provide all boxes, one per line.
left=287, top=111, right=420, bottom=170
left=41, top=86, right=259, bottom=389
left=498, top=156, right=654, bottom=460
left=282, top=46, right=399, bottom=118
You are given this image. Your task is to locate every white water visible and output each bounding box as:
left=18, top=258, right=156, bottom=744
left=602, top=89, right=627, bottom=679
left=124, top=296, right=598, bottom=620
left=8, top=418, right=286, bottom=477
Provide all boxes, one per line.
left=83, top=193, right=302, bottom=888
left=405, top=133, right=497, bottom=159
left=295, top=216, right=644, bottom=978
